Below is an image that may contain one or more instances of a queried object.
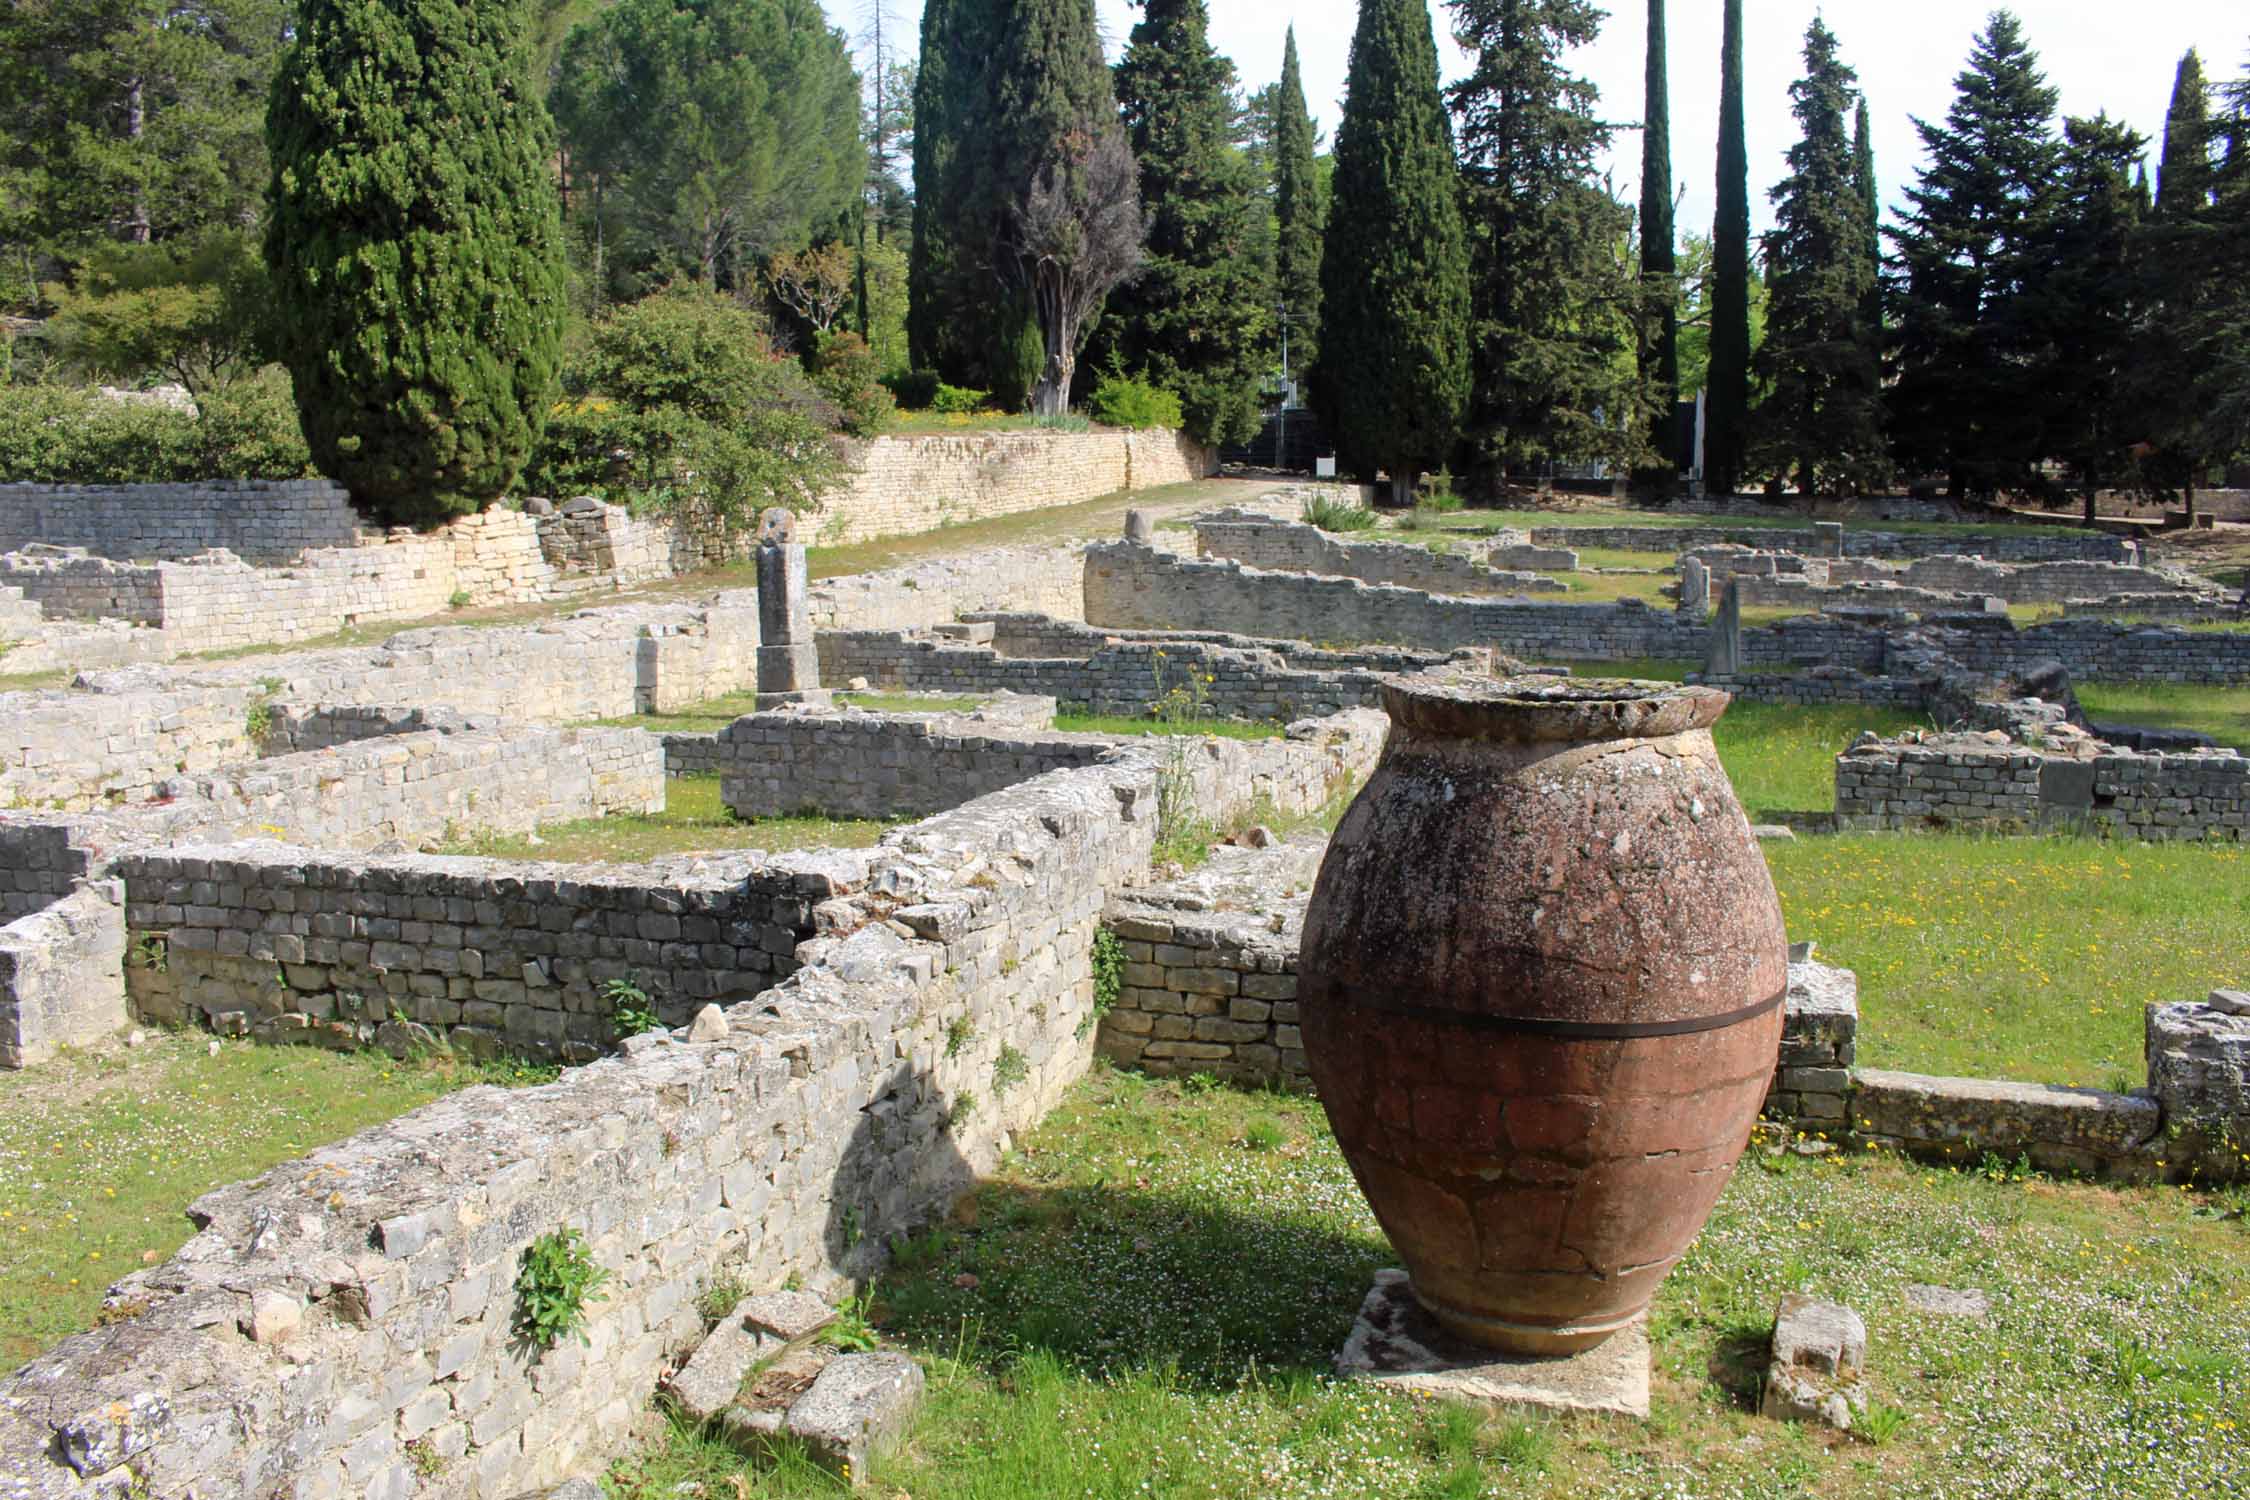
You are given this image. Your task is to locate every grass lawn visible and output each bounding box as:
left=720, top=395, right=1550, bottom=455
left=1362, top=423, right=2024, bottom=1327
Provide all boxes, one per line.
left=434, top=776, right=899, bottom=863
left=1391, top=506, right=2088, bottom=540
left=1766, top=835, right=2249, bottom=1087
left=1715, top=702, right=1927, bottom=820
left=610, top=1068, right=2250, bottom=1500
left=1054, top=712, right=1285, bottom=741
left=885, top=410, right=1077, bottom=436
left=2077, top=680, right=2250, bottom=752
left=0, top=1034, right=554, bottom=1363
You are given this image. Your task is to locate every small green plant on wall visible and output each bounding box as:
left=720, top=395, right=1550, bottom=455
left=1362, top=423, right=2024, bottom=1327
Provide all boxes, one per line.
left=606, top=977, right=660, bottom=1039
left=513, top=1227, right=611, bottom=1351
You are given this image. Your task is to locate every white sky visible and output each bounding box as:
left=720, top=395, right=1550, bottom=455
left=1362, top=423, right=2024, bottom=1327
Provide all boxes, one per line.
left=847, top=1, right=2246, bottom=238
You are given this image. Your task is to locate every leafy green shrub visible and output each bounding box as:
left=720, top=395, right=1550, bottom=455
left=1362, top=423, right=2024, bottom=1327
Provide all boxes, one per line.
left=931, top=382, right=989, bottom=414
left=1302, top=491, right=1379, bottom=533
left=810, top=331, right=895, bottom=437
left=992, top=1043, right=1029, bottom=1098
left=0, top=373, right=313, bottom=483
left=1088, top=374, right=1183, bottom=431
left=513, top=1227, right=611, bottom=1351
left=605, top=978, right=660, bottom=1039
left=528, top=284, right=844, bottom=531
left=267, top=0, right=568, bottom=526
left=1091, top=931, right=1124, bottom=1018
left=884, top=368, right=942, bottom=409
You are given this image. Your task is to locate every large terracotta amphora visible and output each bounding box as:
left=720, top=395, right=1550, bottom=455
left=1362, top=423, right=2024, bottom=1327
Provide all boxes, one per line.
left=1301, top=673, right=1786, bottom=1356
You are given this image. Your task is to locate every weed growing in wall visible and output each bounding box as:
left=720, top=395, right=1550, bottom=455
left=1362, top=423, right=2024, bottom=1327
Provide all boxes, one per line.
left=512, top=1227, right=610, bottom=1351
left=992, top=1045, right=1029, bottom=1099
left=605, top=978, right=660, bottom=1039
left=1089, top=931, right=1124, bottom=1021
left=1301, top=491, right=1377, bottom=533
left=944, top=1015, right=975, bottom=1058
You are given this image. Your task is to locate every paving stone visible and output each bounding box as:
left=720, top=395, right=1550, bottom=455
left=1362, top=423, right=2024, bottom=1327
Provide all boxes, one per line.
left=781, top=1352, right=924, bottom=1482
left=1334, top=1270, right=1649, bottom=1418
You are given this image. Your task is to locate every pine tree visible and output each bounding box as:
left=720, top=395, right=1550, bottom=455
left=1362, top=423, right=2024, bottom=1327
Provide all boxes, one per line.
left=2032, top=114, right=2147, bottom=520
left=2195, top=77, right=2250, bottom=464
left=1446, top=0, right=1645, bottom=486
left=1749, top=18, right=1885, bottom=496
left=2134, top=49, right=2221, bottom=511
left=1272, top=28, right=1326, bottom=388
left=1638, top=0, right=1678, bottom=473
left=552, top=0, right=861, bottom=292
left=1317, top=0, right=1469, bottom=503
left=1705, top=0, right=1751, bottom=496
left=1887, top=10, right=2061, bottom=498
left=982, top=0, right=1142, bottom=417
left=1104, top=0, right=1272, bottom=446
left=267, top=0, right=567, bottom=524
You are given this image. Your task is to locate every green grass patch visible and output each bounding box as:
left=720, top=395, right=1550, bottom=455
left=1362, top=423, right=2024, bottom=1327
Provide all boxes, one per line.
left=2078, top=681, right=2250, bottom=752
left=594, top=690, right=994, bottom=733
left=1570, top=545, right=1682, bottom=571
left=0, top=1033, right=551, bottom=1363
left=1767, top=835, right=2249, bottom=1086
left=836, top=691, right=994, bottom=714
left=1715, top=702, right=1927, bottom=820
left=1403, top=506, right=2089, bottom=539
left=434, top=776, right=898, bottom=863
left=611, top=1067, right=2250, bottom=1498
left=1054, top=712, right=1285, bottom=741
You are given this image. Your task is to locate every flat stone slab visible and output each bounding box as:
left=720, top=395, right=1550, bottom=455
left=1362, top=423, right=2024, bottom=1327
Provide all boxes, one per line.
left=1334, top=1270, right=1650, bottom=1418
left=669, top=1291, right=838, bottom=1422
left=1904, top=1284, right=1991, bottom=1320
left=783, top=1351, right=924, bottom=1481
left=1762, top=1291, right=1867, bottom=1431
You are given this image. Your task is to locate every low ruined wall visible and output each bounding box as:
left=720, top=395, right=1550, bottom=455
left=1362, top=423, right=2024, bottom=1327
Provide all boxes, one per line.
left=1526, top=523, right=2133, bottom=564
left=0, top=886, right=127, bottom=1067
left=0, top=479, right=364, bottom=561
left=1099, top=900, right=1304, bottom=1081
left=809, top=546, right=1087, bottom=633
left=1193, top=518, right=1564, bottom=596
left=1835, top=734, right=2250, bottom=839
left=0, top=686, right=256, bottom=811
left=1084, top=542, right=1707, bottom=659
left=0, top=817, right=103, bottom=921
left=1955, top=617, right=2250, bottom=684
left=808, top=429, right=1213, bottom=548
left=0, top=723, right=1347, bottom=1498
left=818, top=631, right=1407, bottom=722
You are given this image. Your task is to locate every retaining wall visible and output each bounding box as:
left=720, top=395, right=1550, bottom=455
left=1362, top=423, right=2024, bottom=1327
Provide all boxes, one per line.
left=0, top=479, right=365, bottom=560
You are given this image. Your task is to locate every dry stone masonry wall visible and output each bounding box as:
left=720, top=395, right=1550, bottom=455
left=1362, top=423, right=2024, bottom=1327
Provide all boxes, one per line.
left=0, top=479, right=365, bottom=560
left=1834, top=731, right=2249, bottom=839
left=1192, top=514, right=1565, bottom=596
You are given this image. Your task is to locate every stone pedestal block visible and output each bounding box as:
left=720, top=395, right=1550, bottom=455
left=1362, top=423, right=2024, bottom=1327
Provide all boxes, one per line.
left=1334, top=1270, right=1650, bottom=1417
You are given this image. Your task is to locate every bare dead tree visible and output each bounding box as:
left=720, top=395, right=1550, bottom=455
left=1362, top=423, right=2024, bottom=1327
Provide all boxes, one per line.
left=767, top=242, right=856, bottom=333
left=999, top=127, right=1142, bottom=417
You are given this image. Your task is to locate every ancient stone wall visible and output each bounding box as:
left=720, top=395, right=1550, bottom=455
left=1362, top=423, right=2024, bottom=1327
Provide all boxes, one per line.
left=1192, top=517, right=1565, bottom=596
left=0, top=479, right=364, bottom=560
left=1525, top=523, right=2133, bottom=564
left=0, top=817, right=102, bottom=920
left=0, top=722, right=1352, bottom=1499
left=806, top=546, right=1087, bottom=633
left=807, top=429, right=1213, bottom=547
left=1084, top=543, right=1709, bottom=658
left=0, top=685, right=257, bottom=810
left=1834, top=733, right=2250, bottom=839
left=0, top=885, right=126, bottom=1068
left=818, top=631, right=1415, bottom=722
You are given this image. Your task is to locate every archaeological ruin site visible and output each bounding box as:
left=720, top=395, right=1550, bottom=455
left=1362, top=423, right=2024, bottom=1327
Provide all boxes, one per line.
left=0, top=458, right=2243, bottom=1500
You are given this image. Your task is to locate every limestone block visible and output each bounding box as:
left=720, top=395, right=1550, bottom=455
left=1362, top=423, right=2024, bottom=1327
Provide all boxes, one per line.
left=1760, top=1292, right=1866, bottom=1430
left=780, top=1351, right=924, bottom=1482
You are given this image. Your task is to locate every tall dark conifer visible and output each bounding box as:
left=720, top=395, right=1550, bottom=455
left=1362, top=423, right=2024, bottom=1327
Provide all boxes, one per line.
left=2034, top=114, right=2147, bottom=520
left=1104, top=0, right=1271, bottom=446
left=1446, top=0, right=1646, bottom=485
left=1638, top=0, right=1678, bottom=472
left=1887, top=10, right=2060, bottom=498
left=1705, top=0, right=1751, bottom=496
left=2135, top=49, right=2220, bottom=511
left=1316, top=0, right=1469, bottom=503
left=1852, top=96, right=1881, bottom=331
left=1750, top=18, right=1885, bottom=495
left=266, top=0, right=566, bottom=524
left=1272, top=28, right=1325, bottom=387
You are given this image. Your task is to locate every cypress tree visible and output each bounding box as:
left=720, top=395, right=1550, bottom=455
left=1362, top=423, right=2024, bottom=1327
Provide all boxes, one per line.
left=267, top=0, right=566, bottom=525
left=1638, top=0, right=1678, bottom=473
left=1887, top=10, right=2060, bottom=499
left=2135, top=49, right=2220, bottom=511
left=1317, top=0, right=1469, bottom=504
left=1750, top=18, right=1885, bottom=496
left=1272, top=27, right=1325, bottom=388
left=981, top=0, right=1141, bottom=417
left=1853, top=96, right=1882, bottom=331
left=1105, top=0, right=1272, bottom=446
left=1447, top=0, right=1645, bottom=485
left=1705, top=0, right=1751, bottom=497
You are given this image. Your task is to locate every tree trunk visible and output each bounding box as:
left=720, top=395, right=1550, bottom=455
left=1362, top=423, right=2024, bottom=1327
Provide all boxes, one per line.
left=1389, top=473, right=1415, bottom=508
left=1033, top=304, right=1073, bottom=418
left=2083, top=484, right=2097, bottom=527
left=126, top=76, right=150, bottom=243
left=2185, top=476, right=2197, bottom=527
